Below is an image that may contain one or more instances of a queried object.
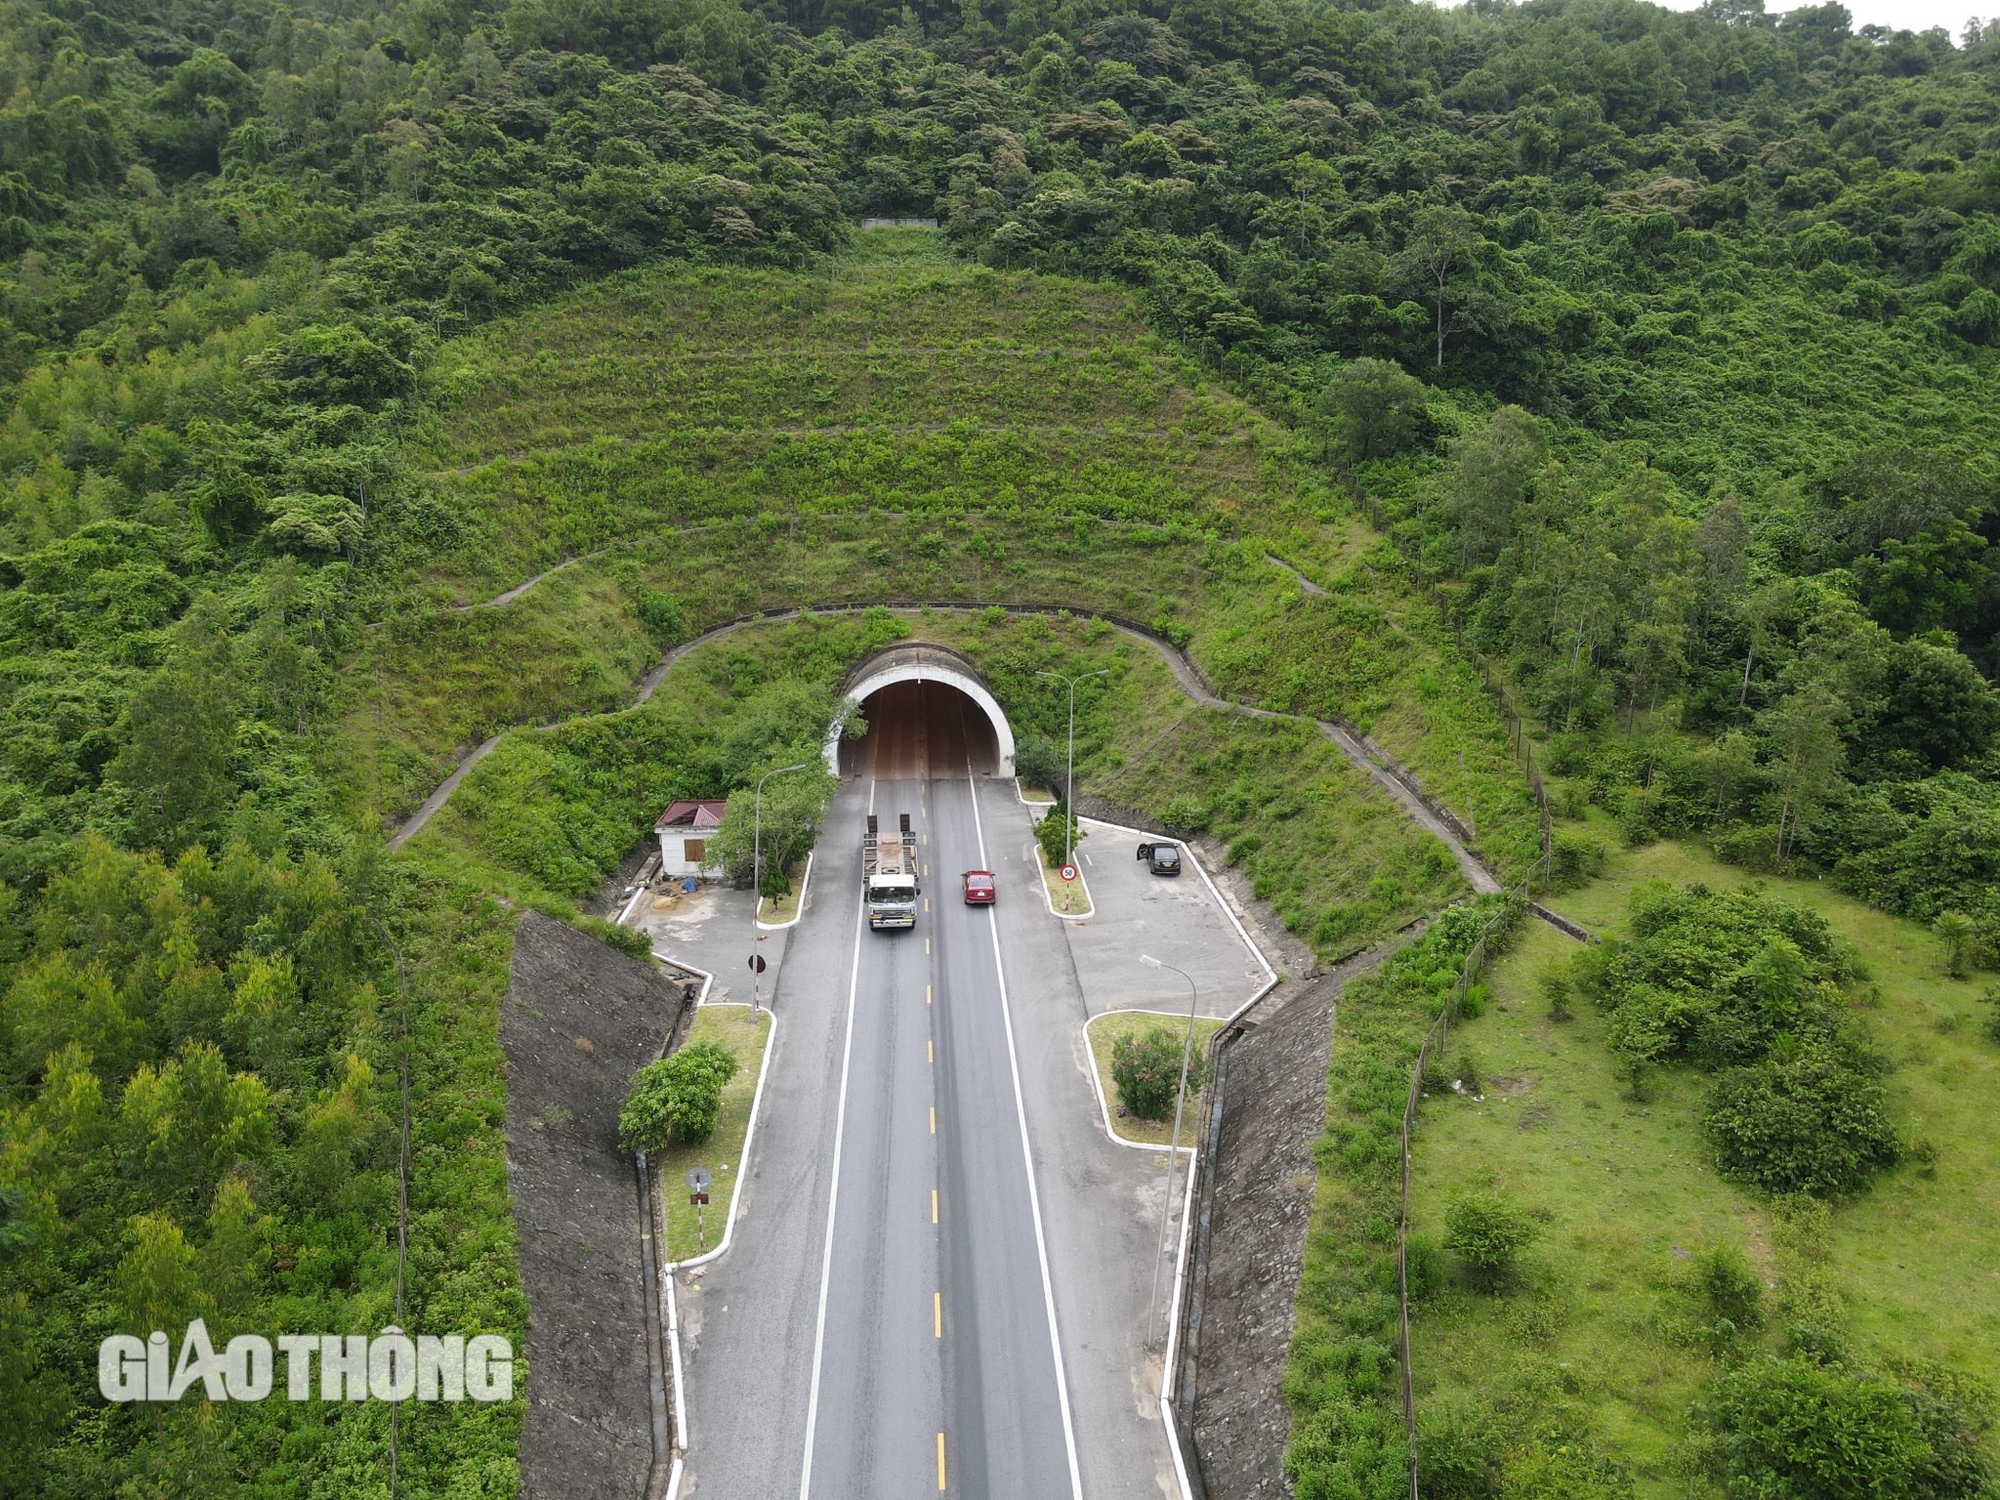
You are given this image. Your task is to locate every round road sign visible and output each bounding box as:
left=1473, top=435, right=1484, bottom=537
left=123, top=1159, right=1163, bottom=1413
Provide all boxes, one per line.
left=685, top=1167, right=713, bottom=1193
left=1060, top=864, right=1078, bottom=882
left=747, top=954, right=768, bottom=973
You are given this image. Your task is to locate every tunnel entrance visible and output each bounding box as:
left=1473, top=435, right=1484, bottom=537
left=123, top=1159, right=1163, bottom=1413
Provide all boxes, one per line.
left=829, top=644, right=1013, bottom=781
left=842, top=679, right=1001, bottom=779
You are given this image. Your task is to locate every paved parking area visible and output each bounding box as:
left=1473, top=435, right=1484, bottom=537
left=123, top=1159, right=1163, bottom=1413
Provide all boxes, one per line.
left=625, top=882, right=789, bottom=1007
left=1065, top=816, right=1271, bottom=1019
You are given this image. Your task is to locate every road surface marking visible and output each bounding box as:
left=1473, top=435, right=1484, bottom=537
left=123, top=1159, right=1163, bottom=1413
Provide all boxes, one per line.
left=925, top=897, right=930, bottom=912
left=937, top=1433, right=946, bottom=1490
left=926, top=984, right=932, bottom=1005
left=925, top=937, right=931, bottom=954
left=796, top=782, right=874, bottom=1500
left=929, top=1105, right=935, bottom=1135
left=931, top=1189, right=939, bottom=1224
left=933, top=1292, right=942, bottom=1337
left=928, top=1038, right=933, bottom=1064
left=962, top=766, right=1086, bottom=1499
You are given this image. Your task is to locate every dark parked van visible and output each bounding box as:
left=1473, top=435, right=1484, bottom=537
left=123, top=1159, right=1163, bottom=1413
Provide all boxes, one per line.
left=1136, top=841, right=1182, bottom=876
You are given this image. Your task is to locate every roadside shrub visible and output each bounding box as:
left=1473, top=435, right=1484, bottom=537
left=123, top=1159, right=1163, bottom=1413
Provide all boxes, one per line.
left=1110, top=1025, right=1207, bottom=1121
left=1443, top=1192, right=1538, bottom=1289
left=1037, top=807, right=1082, bottom=868
left=1704, top=1042, right=1900, bottom=1195
left=1539, top=966, right=1573, bottom=1022
left=1160, top=793, right=1209, bottom=833
left=1014, top=732, right=1062, bottom=792
left=618, top=1040, right=739, bottom=1152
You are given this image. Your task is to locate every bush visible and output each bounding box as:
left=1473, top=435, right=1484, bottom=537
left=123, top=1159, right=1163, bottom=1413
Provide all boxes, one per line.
left=1443, top=1192, right=1539, bottom=1289
left=618, top=1040, right=739, bottom=1152
left=1160, top=793, right=1210, bottom=833
left=1547, top=826, right=1609, bottom=891
left=578, top=914, right=653, bottom=961
left=1037, top=806, right=1082, bottom=869
left=1687, top=1243, right=1764, bottom=1331
left=1704, top=1358, right=1932, bottom=1498
left=1110, top=1025, right=1207, bottom=1121
left=1704, top=1042, right=1901, bottom=1195
left=1416, top=1404, right=1503, bottom=1498
left=1014, top=733, right=1063, bottom=793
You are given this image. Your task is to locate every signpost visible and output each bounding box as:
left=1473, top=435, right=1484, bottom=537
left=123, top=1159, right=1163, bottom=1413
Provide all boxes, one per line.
left=685, top=1167, right=713, bottom=1252
left=747, top=951, right=768, bottom=1018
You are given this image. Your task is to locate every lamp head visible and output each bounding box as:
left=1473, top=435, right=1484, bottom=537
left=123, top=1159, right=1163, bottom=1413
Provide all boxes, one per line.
left=1140, top=954, right=1162, bottom=969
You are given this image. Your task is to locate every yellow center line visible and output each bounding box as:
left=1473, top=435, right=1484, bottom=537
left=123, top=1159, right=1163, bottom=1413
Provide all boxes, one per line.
left=929, top=1105, right=935, bottom=1135
left=933, top=1291, right=942, bottom=1337
left=925, top=937, right=931, bottom=954
left=927, top=1039, right=933, bottom=1064
left=931, top=1188, right=939, bottom=1224
left=937, top=1432, right=946, bottom=1490
left=926, top=983, right=932, bottom=1005
left=924, top=896, right=930, bottom=912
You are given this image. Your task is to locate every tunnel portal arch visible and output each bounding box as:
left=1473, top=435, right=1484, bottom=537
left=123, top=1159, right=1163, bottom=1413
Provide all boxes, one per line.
left=826, top=643, right=1015, bottom=777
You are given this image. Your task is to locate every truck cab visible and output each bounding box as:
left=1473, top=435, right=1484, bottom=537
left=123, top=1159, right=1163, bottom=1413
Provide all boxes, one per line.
left=864, top=813, right=920, bottom=929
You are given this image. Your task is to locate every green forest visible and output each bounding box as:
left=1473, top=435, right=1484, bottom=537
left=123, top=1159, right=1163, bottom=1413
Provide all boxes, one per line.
left=0, top=0, right=1996, bottom=1493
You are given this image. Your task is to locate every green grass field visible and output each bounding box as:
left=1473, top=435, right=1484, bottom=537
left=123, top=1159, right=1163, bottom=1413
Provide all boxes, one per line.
left=1408, top=839, right=2000, bottom=1493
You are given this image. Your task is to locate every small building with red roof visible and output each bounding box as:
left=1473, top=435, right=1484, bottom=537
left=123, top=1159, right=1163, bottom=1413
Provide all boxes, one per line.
left=654, top=799, right=730, bottom=877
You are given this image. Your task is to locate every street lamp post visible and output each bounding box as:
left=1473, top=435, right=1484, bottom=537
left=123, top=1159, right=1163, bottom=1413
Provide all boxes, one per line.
left=1140, top=953, right=1202, bottom=1347
left=1035, top=668, right=1107, bottom=869
left=751, top=761, right=813, bottom=1015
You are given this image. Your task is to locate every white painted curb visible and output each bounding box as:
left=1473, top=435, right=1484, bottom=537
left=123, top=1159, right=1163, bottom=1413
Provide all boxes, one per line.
left=1078, top=814, right=1277, bottom=990
left=667, top=1003, right=779, bottom=1274
left=1081, top=1008, right=1214, bottom=1154
left=1032, top=818, right=1095, bottom=922
left=754, top=849, right=814, bottom=930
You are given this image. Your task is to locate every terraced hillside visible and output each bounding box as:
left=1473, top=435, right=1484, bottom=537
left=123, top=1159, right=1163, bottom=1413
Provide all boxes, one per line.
left=351, top=230, right=1541, bottom=915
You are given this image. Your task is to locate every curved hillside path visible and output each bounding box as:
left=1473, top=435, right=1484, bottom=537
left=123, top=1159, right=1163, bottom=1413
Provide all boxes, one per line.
left=388, top=591, right=1502, bottom=895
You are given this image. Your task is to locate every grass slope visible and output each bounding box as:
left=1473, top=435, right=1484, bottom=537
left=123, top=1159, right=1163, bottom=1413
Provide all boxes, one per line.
left=1407, top=839, right=2000, bottom=1494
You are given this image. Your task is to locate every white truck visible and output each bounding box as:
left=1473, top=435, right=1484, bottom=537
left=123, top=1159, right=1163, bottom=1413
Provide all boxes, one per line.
left=863, top=813, right=919, bottom=930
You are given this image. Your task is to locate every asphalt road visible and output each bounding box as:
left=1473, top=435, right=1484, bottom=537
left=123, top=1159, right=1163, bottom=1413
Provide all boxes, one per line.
left=680, top=691, right=1183, bottom=1500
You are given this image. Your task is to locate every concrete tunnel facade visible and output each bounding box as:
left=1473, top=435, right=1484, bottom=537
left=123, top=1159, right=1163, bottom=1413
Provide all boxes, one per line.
left=823, top=643, right=1016, bottom=778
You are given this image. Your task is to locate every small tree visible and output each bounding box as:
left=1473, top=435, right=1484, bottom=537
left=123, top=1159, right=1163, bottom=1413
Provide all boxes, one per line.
left=1443, top=1192, right=1538, bottom=1289
left=1037, top=806, right=1082, bottom=869
left=619, top=1041, right=739, bottom=1153
left=1110, top=1026, right=1207, bottom=1121
left=1014, top=734, right=1063, bottom=794
left=1932, top=911, right=1978, bottom=978
left=1321, top=357, right=1431, bottom=460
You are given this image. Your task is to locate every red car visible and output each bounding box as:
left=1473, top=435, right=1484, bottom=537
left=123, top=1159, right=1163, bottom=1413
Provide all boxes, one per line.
left=961, top=870, right=996, bottom=905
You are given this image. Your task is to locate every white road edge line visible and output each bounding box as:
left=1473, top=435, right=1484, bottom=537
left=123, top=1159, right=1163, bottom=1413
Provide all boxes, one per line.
left=1160, top=1149, right=1201, bottom=1500
left=755, top=848, right=816, bottom=930
left=797, top=780, right=873, bottom=1500
left=966, top=763, right=1087, bottom=1500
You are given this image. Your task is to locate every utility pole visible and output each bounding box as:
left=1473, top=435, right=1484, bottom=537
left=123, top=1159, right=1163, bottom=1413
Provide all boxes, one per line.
left=1139, top=954, right=1202, bottom=1346
left=751, top=761, right=812, bottom=1015
left=1035, top=668, right=1107, bottom=869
